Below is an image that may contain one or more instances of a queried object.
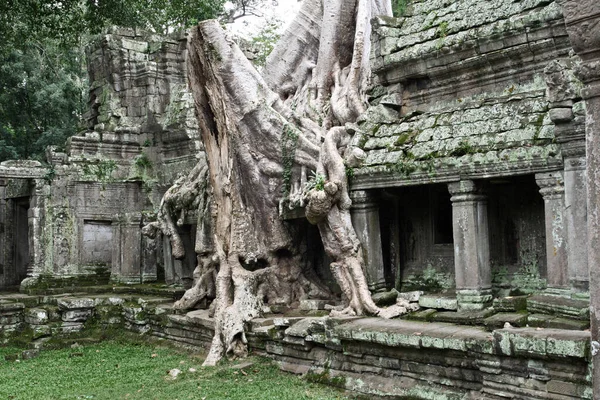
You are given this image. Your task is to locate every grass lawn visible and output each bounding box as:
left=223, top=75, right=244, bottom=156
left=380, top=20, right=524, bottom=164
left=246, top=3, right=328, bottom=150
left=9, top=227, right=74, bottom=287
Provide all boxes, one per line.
left=0, top=342, right=351, bottom=400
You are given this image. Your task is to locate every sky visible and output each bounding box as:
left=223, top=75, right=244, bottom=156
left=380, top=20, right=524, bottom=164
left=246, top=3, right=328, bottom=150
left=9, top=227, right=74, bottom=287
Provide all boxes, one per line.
left=226, top=0, right=303, bottom=37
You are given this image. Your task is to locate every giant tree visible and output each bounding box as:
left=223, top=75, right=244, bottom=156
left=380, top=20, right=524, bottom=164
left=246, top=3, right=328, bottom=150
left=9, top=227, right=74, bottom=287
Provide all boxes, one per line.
left=155, top=0, right=415, bottom=366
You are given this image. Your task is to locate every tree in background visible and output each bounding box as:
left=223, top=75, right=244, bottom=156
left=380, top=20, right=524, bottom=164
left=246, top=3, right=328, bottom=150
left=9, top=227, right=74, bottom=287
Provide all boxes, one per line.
left=0, top=0, right=226, bottom=162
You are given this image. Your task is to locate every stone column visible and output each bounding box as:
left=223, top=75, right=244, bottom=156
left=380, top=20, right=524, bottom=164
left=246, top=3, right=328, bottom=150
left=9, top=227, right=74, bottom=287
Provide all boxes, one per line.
left=0, top=179, right=6, bottom=287
left=545, top=59, right=588, bottom=291
left=535, top=172, right=568, bottom=291
left=564, top=157, right=588, bottom=290
left=111, top=213, right=142, bottom=284
left=350, top=190, right=386, bottom=292
left=20, top=179, right=48, bottom=290
left=564, top=1, right=600, bottom=393
left=448, top=180, right=492, bottom=311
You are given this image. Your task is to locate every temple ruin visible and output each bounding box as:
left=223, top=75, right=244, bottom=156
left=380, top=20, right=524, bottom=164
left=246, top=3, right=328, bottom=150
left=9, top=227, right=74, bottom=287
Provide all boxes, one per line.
left=2, top=0, right=600, bottom=398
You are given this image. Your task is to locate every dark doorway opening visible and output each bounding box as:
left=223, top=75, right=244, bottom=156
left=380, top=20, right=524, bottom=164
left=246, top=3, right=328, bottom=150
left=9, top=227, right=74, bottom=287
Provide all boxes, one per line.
left=14, top=197, right=30, bottom=283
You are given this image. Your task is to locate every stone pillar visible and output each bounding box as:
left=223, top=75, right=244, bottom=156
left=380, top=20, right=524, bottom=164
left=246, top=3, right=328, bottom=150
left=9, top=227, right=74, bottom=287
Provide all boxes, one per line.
left=564, top=1, right=600, bottom=393
left=111, top=213, right=142, bottom=284
left=564, top=157, right=588, bottom=290
left=545, top=59, right=588, bottom=291
left=20, top=179, right=48, bottom=290
left=448, top=180, right=492, bottom=310
left=350, top=190, right=386, bottom=292
left=0, top=179, right=6, bottom=288
left=535, top=172, right=568, bottom=290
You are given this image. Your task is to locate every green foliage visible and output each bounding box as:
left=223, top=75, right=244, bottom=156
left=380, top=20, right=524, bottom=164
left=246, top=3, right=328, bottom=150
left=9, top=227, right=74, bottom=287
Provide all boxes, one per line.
left=281, top=123, right=300, bottom=196
left=0, top=0, right=226, bottom=49
left=247, top=18, right=282, bottom=67
left=449, top=140, right=476, bottom=157
left=305, top=170, right=327, bottom=192
left=437, top=21, right=449, bottom=38
left=345, top=167, right=355, bottom=183
left=392, top=0, right=411, bottom=17
left=43, top=167, right=57, bottom=184
left=82, top=159, right=117, bottom=182
left=0, top=343, right=350, bottom=400
left=0, top=38, right=86, bottom=162
left=134, top=152, right=153, bottom=170
left=0, top=0, right=227, bottom=162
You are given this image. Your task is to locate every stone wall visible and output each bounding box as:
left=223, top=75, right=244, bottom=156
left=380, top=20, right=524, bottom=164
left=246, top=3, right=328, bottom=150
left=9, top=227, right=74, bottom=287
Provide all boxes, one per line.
left=0, top=28, right=208, bottom=290
left=0, top=292, right=592, bottom=399
left=353, top=0, right=573, bottom=188
left=347, top=0, right=588, bottom=303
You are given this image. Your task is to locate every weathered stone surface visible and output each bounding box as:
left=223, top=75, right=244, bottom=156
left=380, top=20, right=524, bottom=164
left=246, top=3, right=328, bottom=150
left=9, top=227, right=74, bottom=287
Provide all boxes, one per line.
left=24, top=308, right=48, bottom=325
left=527, top=295, right=589, bottom=320
left=418, top=294, right=458, bottom=310
left=61, top=309, right=93, bottom=322
left=484, top=313, right=529, bottom=331
left=298, top=300, right=329, bottom=311
left=397, top=291, right=423, bottom=303
left=57, top=298, right=95, bottom=310
left=371, top=289, right=399, bottom=306
left=493, top=296, right=529, bottom=312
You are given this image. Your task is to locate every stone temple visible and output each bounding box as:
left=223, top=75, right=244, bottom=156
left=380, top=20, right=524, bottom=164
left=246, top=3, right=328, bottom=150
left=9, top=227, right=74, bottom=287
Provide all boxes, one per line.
left=2, top=0, right=600, bottom=398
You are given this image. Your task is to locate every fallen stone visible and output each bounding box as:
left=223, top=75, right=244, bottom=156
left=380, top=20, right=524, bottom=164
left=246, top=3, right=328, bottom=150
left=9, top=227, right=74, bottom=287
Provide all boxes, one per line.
left=299, top=300, right=329, bottom=311
left=397, top=291, right=423, bottom=303
left=526, top=295, right=589, bottom=320
left=484, top=313, right=528, bottom=331
left=492, top=295, right=529, bottom=312
left=378, top=304, right=406, bottom=319
left=372, top=289, right=398, bottom=307
left=405, top=309, right=437, bottom=322
left=167, top=368, right=181, bottom=379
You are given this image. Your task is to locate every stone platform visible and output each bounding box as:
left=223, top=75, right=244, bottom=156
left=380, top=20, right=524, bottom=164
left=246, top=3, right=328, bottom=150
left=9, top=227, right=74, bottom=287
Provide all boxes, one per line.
left=0, top=291, right=592, bottom=399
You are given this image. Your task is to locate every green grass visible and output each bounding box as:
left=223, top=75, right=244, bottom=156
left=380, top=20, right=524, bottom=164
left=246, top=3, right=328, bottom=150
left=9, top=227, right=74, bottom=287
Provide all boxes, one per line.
left=0, top=343, right=350, bottom=400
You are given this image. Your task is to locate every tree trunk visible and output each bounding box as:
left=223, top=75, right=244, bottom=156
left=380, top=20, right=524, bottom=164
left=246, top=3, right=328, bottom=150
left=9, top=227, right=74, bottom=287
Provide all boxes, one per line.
left=170, top=0, right=410, bottom=365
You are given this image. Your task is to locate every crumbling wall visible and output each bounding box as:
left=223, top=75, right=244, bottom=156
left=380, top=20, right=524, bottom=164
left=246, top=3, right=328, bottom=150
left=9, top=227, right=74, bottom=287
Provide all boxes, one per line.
left=12, top=28, right=208, bottom=289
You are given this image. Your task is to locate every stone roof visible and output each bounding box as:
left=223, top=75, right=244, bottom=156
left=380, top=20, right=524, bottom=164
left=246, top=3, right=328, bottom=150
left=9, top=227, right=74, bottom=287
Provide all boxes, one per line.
left=351, top=0, right=575, bottom=189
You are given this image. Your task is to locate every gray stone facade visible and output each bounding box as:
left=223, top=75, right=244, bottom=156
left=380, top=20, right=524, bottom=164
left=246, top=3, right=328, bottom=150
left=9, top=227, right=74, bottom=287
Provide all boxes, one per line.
left=0, top=28, right=203, bottom=290
left=349, top=0, right=594, bottom=312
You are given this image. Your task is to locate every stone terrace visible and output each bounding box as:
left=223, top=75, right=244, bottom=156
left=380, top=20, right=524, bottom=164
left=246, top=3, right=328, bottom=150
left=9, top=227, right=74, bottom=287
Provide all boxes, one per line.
left=0, top=291, right=592, bottom=399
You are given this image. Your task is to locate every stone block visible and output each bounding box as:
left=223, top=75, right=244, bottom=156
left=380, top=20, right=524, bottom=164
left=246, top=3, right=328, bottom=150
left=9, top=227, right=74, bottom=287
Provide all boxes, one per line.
left=405, top=308, right=437, bottom=321
left=57, top=298, right=95, bottom=310
left=484, top=313, right=528, bottom=331
left=526, top=295, right=589, bottom=320
left=299, top=300, right=329, bottom=311
left=397, top=291, right=423, bottom=302
left=25, top=308, right=48, bottom=325
left=31, top=325, right=51, bottom=339
left=372, top=289, right=398, bottom=306
left=61, top=309, right=93, bottom=322
left=492, top=296, right=529, bottom=312
left=0, top=302, right=25, bottom=313
left=433, top=309, right=494, bottom=325
left=21, top=349, right=40, bottom=360
left=418, top=294, right=458, bottom=310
